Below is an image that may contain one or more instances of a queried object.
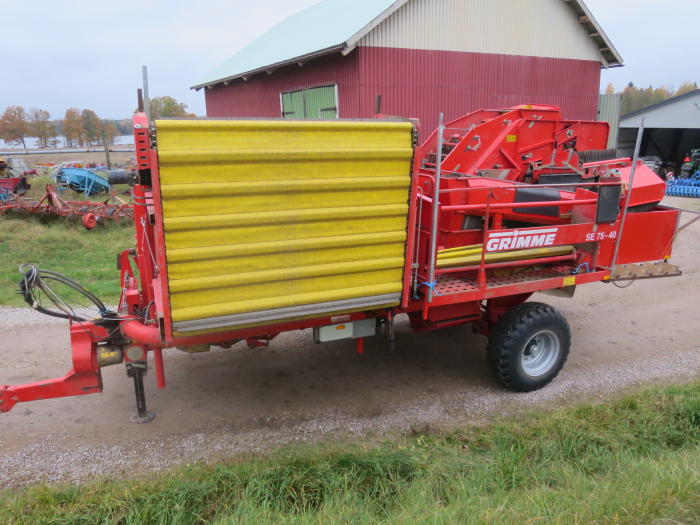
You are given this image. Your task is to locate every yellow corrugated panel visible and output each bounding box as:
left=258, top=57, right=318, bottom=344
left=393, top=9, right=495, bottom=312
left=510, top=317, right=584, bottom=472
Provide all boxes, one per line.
left=155, top=119, right=414, bottom=334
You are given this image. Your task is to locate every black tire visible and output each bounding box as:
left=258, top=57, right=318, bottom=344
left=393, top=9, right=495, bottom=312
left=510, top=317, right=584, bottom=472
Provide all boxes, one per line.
left=486, top=302, right=571, bottom=392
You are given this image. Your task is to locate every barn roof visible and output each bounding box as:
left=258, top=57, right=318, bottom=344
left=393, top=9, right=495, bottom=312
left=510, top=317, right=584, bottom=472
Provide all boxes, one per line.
left=192, top=0, right=623, bottom=91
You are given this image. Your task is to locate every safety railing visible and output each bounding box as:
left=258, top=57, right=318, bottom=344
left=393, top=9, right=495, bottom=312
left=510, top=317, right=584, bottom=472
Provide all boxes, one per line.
left=431, top=192, right=603, bottom=292
left=419, top=113, right=628, bottom=302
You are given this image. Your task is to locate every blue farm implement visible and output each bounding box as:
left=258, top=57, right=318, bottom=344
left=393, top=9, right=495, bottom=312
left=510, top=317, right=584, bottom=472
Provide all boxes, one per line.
left=54, top=167, right=110, bottom=196
left=666, top=174, right=700, bottom=198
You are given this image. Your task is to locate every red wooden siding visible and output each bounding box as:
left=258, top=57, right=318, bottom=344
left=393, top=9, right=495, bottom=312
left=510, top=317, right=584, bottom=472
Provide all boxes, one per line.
left=205, top=52, right=361, bottom=118
left=204, top=46, right=601, bottom=140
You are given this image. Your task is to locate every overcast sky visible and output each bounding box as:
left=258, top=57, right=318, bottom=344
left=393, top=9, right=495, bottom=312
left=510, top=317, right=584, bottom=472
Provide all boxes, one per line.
left=2, top=0, right=698, bottom=120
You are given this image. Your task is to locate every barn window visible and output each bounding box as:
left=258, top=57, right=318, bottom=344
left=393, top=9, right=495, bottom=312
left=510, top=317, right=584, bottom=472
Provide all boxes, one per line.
left=281, top=85, right=338, bottom=118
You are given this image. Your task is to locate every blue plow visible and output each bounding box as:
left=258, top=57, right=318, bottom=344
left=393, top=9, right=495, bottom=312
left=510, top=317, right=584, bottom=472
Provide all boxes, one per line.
left=665, top=172, right=700, bottom=198
left=55, top=168, right=110, bottom=196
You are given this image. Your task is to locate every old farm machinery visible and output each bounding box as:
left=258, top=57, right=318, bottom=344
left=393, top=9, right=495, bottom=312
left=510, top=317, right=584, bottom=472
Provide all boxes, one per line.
left=0, top=170, right=135, bottom=229
left=0, top=184, right=133, bottom=229
left=1, top=105, right=695, bottom=421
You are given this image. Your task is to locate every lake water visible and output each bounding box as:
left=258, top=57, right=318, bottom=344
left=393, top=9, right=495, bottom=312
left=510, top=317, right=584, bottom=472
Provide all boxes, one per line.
left=0, top=135, right=134, bottom=150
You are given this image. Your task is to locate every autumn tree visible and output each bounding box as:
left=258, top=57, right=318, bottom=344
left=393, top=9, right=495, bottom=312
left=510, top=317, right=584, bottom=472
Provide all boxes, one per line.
left=604, top=83, right=616, bottom=95
left=620, top=81, right=698, bottom=114
left=81, top=109, right=101, bottom=145
left=63, top=108, right=86, bottom=147
left=0, top=106, right=30, bottom=148
left=102, top=122, right=118, bottom=145
left=28, top=108, right=59, bottom=148
left=675, top=81, right=698, bottom=97
left=145, top=96, right=196, bottom=119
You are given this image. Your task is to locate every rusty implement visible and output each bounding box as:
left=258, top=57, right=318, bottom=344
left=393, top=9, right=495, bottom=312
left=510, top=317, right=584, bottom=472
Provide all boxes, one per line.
left=2, top=183, right=134, bottom=229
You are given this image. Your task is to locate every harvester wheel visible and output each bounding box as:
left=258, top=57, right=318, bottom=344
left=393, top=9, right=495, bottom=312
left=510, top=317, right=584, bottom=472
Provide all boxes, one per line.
left=486, top=302, right=570, bottom=392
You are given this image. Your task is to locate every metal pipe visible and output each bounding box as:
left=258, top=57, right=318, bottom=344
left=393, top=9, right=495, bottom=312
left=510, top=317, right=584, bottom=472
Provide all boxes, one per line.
left=121, top=319, right=161, bottom=346
left=442, top=198, right=597, bottom=212
left=436, top=182, right=623, bottom=194
left=412, top=187, right=424, bottom=298
left=478, top=193, right=491, bottom=289
left=153, top=347, right=165, bottom=388
left=142, top=66, right=151, bottom=123
left=427, top=113, right=444, bottom=302
left=107, top=170, right=137, bottom=186
left=0, top=148, right=135, bottom=155
left=611, top=117, right=645, bottom=268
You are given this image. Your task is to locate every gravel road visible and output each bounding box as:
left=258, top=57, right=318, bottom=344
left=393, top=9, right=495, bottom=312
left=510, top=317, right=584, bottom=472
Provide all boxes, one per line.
left=0, top=196, right=698, bottom=487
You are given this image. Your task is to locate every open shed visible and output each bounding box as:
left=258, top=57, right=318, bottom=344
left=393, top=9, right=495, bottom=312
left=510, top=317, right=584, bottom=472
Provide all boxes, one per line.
left=617, top=89, right=700, bottom=172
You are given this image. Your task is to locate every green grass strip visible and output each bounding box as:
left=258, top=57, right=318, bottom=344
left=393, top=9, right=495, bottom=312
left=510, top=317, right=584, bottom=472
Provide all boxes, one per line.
left=0, top=215, right=133, bottom=307
left=3, top=382, right=700, bottom=524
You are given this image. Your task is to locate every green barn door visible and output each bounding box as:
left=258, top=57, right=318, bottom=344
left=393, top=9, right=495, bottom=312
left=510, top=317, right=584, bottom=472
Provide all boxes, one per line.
left=304, top=86, right=337, bottom=118
left=281, top=90, right=303, bottom=118
left=282, top=86, right=337, bottom=119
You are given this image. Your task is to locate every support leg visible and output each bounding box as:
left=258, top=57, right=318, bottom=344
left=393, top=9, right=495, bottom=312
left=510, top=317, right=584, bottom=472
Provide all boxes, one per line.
left=386, top=311, right=396, bottom=353
left=128, top=363, right=155, bottom=423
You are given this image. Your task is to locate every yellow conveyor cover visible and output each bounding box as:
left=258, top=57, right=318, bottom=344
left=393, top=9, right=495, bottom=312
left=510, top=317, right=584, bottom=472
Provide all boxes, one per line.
left=155, top=119, right=415, bottom=335
left=436, top=245, right=575, bottom=269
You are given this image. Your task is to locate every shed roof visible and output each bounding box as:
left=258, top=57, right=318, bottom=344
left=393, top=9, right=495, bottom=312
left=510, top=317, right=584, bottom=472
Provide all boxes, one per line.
left=192, top=0, right=623, bottom=90
left=619, top=89, right=700, bottom=129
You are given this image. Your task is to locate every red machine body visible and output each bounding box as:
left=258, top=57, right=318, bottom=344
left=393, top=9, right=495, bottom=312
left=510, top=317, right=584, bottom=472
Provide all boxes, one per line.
left=0, top=106, right=687, bottom=418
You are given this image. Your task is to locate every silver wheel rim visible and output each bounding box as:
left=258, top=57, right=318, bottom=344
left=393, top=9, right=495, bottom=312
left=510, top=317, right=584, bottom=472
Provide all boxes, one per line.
left=520, top=330, right=560, bottom=377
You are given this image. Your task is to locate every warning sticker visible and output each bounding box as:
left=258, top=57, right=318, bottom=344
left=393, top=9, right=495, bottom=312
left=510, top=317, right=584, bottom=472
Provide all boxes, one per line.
left=506, top=135, right=517, bottom=142
left=563, top=276, right=576, bottom=286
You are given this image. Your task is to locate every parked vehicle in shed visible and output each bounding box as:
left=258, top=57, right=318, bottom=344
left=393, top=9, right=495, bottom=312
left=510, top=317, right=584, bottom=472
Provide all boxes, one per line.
left=681, top=150, right=700, bottom=178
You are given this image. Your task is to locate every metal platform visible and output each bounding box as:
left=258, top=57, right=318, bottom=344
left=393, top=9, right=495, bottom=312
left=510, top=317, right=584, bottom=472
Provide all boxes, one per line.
left=433, top=264, right=574, bottom=296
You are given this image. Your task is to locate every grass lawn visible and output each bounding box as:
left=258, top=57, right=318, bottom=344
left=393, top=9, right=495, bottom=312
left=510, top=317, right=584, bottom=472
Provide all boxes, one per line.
left=0, top=213, right=134, bottom=307
left=0, top=174, right=135, bottom=307
left=3, top=382, right=700, bottom=524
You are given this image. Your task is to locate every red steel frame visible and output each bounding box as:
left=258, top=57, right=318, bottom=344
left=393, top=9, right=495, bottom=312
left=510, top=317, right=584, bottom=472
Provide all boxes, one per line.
left=0, top=107, right=684, bottom=416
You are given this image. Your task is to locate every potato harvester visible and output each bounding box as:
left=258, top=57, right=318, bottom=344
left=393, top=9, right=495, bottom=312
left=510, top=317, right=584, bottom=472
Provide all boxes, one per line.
left=1, top=104, right=696, bottom=422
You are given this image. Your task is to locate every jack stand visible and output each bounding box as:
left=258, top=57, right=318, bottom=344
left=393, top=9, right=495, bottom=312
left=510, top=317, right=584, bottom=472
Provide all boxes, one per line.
left=386, top=311, right=395, bottom=353
left=127, top=362, right=155, bottom=423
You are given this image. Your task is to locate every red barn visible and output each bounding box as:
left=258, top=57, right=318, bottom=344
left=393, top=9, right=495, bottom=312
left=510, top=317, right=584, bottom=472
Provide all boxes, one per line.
left=193, top=0, right=622, bottom=136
